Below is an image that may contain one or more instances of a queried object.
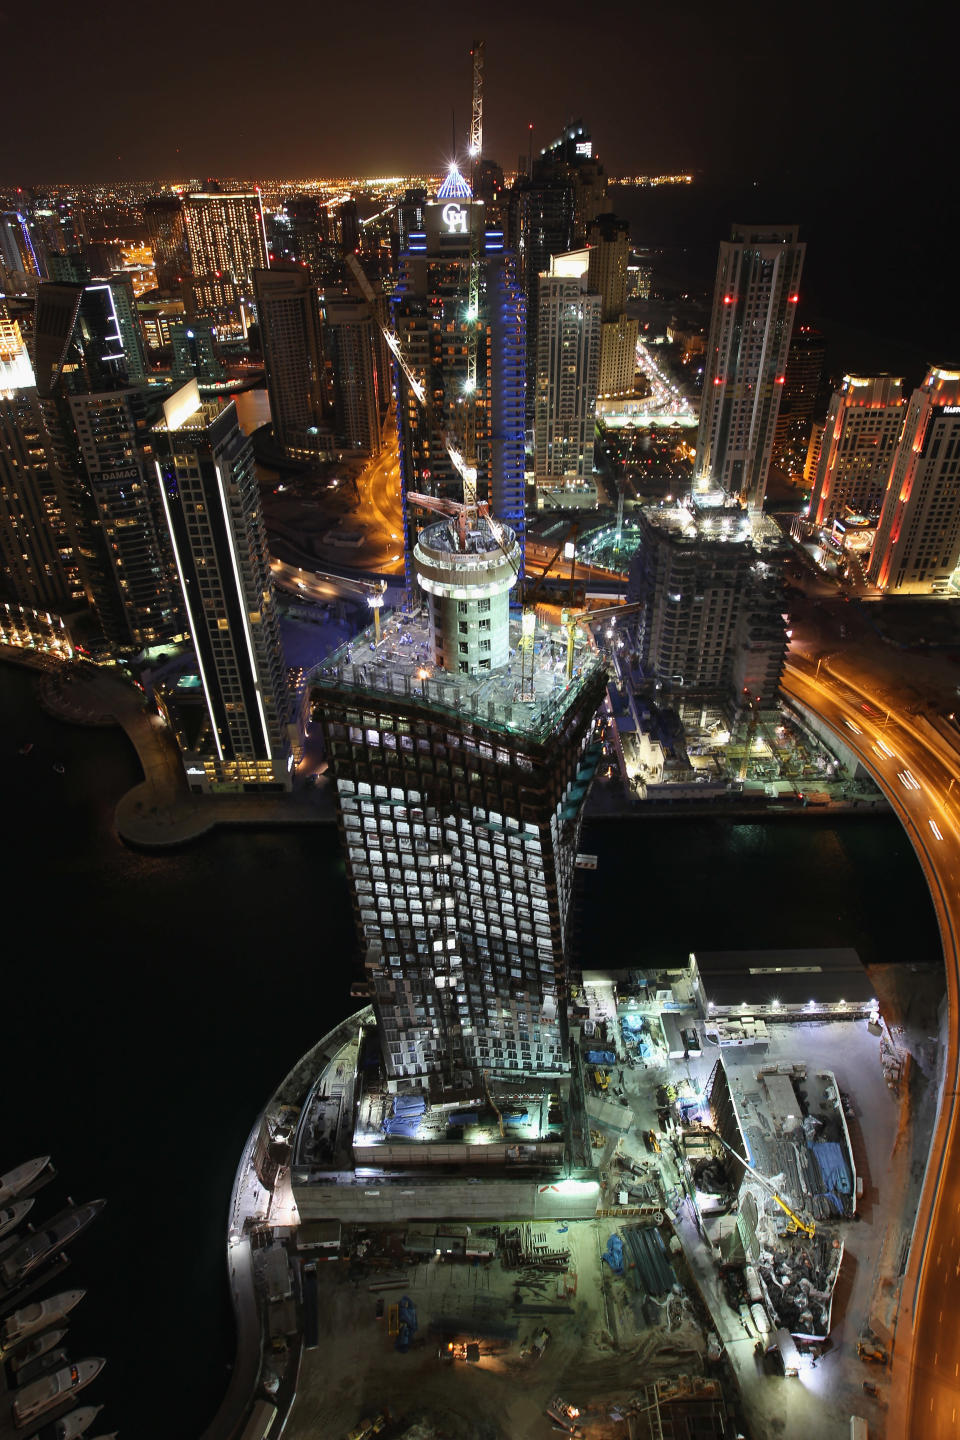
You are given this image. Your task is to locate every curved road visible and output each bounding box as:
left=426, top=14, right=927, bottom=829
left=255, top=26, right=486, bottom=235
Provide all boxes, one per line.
left=783, top=658, right=960, bottom=1439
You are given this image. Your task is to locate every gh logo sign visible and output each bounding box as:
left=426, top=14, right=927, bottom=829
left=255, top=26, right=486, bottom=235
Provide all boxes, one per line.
left=442, top=203, right=468, bottom=234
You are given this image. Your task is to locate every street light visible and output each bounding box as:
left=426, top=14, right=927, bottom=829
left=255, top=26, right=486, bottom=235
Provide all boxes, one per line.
left=367, top=587, right=385, bottom=645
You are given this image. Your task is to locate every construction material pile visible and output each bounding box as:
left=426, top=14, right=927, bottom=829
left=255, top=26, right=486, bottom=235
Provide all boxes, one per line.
left=757, top=1235, right=843, bottom=1340
left=621, top=1224, right=675, bottom=1298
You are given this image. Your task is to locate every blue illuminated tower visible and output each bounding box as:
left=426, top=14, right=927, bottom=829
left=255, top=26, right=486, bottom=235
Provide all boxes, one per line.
left=392, top=164, right=526, bottom=574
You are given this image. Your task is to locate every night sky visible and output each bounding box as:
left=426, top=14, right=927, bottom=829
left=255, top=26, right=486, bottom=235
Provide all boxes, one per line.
left=4, top=0, right=955, bottom=183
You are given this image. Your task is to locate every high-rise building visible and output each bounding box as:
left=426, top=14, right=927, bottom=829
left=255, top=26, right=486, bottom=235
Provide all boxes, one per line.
left=772, top=325, right=826, bottom=472
left=694, top=224, right=805, bottom=512
left=32, top=280, right=173, bottom=647
left=253, top=264, right=327, bottom=459
left=534, top=121, right=606, bottom=239
left=142, top=195, right=191, bottom=291
left=598, top=314, right=639, bottom=399
left=0, top=212, right=44, bottom=292
left=585, top=214, right=637, bottom=401
left=393, top=170, right=526, bottom=566
left=183, top=275, right=245, bottom=336
left=312, top=507, right=606, bottom=1092
left=586, top=213, right=629, bottom=322
left=867, top=367, right=960, bottom=594
left=137, top=295, right=186, bottom=351
left=533, top=253, right=601, bottom=487
left=181, top=192, right=269, bottom=298
left=321, top=296, right=384, bottom=456
left=69, top=388, right=184, bottom=649
left=0, top=323, right=78, bottom=612
left=98, top=275, right=148, bottom=383
left=153, top=383, right=291, bottom=790
left=280, top=196, right=332, bottom=281
left=170, top=319, right=225, bottom=386
left=804, top=422, right=825, bottom=489
left=809, top=375, right=905, bottom=526
left=627, top=500, right=788, bottom=709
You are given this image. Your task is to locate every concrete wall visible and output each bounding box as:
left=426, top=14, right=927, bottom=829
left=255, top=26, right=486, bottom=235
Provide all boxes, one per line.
left=784, top=696, right=868, bottom=777
left=293, top=1175, right=600, bottom=1223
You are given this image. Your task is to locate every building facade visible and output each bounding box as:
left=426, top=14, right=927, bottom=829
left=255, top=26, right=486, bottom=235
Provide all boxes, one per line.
left=181, top=192, right=269, bottom=299
left=598, top=315, right=639, bottom=399
left=694, top=225, right=805, bottom=512
left=170, top=320, right=225, bottom=386
left=321, top=295, right=384, bottom=456
left=867, top=367, right=960, bottom=594
left=808, top=375, right=905, bottom=526
left=627, top=500, right=788, bottom=708
left=0, top=382, right=77, bottom=612
left=153, top=383, right=291, bottom=790
left=533, top=257, right=601, bottom=485
left=586, top=213, right=629, bottom=322
left=142, top=195, right=191, bottom=292
left=69, top=388, right=184, bottom=649
left=253, top=264, right=327, bottom=458
left=772, top=325, right=825, bottom=473
left=32, top=281, right=173, bottom=647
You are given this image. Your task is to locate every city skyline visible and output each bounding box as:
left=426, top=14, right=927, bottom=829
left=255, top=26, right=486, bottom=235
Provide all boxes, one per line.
left=3, top=0, right=951, bottom=185
left=2, top=17, right=960, bottom=1435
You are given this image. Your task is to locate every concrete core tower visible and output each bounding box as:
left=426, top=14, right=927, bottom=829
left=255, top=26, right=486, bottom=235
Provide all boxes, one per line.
left=412, top=511, right=520, bottom=674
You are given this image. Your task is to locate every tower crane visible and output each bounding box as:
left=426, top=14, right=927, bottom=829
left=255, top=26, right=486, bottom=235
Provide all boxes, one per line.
left=405, top=491, right=495, bottom=552
left=462, top=41, right=484, bottom=464
left=345, top=250, right=478, bottom=501
left=469, top=41, right=484, bottom=168
left=344, top=251, right=425, bottom=404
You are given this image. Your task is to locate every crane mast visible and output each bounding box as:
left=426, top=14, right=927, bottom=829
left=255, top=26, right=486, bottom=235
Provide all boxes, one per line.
left=469, top=41, right=484, bottom=168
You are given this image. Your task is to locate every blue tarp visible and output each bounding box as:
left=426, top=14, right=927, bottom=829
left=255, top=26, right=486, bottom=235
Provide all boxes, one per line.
left=449, top=1111, right=478, bottom=1126
left=383, top=1116, right=421, bottom=1137
left=398, top=1295, right=418, bottom=1332
left=621, top=1015, right=645, bottom=1033
left=587, top=1050, right=617, bottom=1066
left=602, top=1234, right=625, bottom=1276
left=812, top=1141, right=852, bottom=1194
left=393, top=1094, right=426, bottom=1117
left=503, top=1111, right=529, bottom=1124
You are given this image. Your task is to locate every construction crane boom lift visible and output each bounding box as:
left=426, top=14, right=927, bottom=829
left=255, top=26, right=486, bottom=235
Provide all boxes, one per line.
left=716, top=1135, right=816, bottom=1238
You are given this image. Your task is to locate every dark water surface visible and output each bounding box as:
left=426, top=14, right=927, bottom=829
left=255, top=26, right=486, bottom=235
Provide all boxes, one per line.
left=0, top=661, right=942, bottom=1435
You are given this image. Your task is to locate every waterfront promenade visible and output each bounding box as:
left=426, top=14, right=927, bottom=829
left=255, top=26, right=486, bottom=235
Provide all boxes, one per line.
left=0, top=648, right=337, bottom=844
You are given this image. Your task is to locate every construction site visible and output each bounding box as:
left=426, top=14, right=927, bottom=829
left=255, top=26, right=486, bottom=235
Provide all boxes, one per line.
left=218, top=939, right=933, bottom=1440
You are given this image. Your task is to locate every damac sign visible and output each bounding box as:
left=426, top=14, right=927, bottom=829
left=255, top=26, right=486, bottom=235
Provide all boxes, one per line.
left=442, top=203, right=468, bottom=234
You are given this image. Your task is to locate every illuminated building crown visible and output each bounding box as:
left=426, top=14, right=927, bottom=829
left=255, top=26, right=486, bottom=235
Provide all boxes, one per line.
left=436, top=163, right=473, bottom=200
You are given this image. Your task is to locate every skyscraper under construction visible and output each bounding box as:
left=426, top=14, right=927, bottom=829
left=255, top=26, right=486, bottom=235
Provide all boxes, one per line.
left=312, top=504, right=605, bottom=1095
left=312, top=167, right=607, bottom=1092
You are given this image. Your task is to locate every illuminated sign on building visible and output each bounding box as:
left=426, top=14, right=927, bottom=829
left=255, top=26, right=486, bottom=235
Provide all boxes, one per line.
left=424, top=201, right=483, bottom=249
left=442, top=203, right=468, bottom=234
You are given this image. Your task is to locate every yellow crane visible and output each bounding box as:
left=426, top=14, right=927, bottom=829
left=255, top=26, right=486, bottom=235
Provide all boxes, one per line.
left=717, top=1135, right=816, bottom=1239
left=482, top=1069, right=505, bottom=1138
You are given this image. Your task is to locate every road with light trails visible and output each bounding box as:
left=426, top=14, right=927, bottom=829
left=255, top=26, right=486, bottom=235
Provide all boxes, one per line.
left=360, top=429, right=403, bottom=555
left=783, top=655, right=960, bottom=1440
left=269, top=559, right=385, bottom=604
